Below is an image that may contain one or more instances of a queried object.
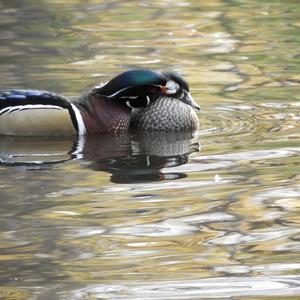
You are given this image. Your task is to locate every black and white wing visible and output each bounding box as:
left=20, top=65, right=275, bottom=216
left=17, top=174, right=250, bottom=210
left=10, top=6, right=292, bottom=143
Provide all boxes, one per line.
left=0, top=89, right=79, bottom=136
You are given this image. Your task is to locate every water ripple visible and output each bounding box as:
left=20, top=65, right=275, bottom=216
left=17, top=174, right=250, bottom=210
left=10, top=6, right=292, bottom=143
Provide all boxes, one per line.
left=109, top=212, right=236, bottom=237
left=67, top=276, right=300, bottom=299
left=195, top=148, right=300, bottom=162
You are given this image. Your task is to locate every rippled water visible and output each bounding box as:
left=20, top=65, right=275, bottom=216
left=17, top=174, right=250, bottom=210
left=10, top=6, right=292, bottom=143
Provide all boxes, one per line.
left=1, top=0, right=300, bottom=299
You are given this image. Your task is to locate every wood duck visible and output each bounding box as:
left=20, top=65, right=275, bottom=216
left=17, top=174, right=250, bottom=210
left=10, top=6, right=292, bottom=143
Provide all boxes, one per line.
left=0, top=69, right=200, bottom=136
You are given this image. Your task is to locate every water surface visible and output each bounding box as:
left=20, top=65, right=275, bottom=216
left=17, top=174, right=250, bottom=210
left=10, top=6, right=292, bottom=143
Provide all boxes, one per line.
left=1, top=0, right=300, bottom=299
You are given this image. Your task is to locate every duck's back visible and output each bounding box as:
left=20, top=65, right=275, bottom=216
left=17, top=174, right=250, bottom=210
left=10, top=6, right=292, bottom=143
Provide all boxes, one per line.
left=0, top=90, right=77, bottom=136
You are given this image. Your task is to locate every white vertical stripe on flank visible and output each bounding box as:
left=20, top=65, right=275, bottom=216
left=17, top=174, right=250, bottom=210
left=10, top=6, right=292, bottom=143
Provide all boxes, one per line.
left=70, top=103, right=86, bottom=135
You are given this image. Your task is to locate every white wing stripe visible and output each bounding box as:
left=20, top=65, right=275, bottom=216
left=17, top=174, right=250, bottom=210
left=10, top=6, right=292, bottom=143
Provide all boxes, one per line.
left=0, top=104, right=63, bottom=116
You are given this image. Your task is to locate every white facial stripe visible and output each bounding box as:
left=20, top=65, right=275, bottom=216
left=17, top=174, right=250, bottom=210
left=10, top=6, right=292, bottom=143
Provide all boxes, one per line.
left=146, top=96, right=150, bottom=105
left=126, top=95, right=151, bottom=109
left=126, top=101, right=134, bottom=109
left=70, top=103, right=86, bottom=135
left=106, top=86, right=134, bottom=98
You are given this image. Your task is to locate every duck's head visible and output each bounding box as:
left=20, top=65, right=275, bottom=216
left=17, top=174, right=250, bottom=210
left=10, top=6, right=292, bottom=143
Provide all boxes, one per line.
left=91, top=69, right=200, bottom=111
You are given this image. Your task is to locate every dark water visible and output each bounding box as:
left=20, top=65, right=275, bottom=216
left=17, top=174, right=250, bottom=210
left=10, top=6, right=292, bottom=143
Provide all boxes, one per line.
left=1, top=0, right=300, bottom=299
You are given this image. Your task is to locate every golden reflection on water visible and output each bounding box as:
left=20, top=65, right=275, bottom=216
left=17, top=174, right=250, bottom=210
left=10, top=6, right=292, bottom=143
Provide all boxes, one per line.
left=1, top=0, right=300, bottom=299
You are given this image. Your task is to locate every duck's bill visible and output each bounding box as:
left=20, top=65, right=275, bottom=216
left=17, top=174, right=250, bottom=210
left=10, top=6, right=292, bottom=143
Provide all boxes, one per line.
left=181, top=92, right=201, bottom=111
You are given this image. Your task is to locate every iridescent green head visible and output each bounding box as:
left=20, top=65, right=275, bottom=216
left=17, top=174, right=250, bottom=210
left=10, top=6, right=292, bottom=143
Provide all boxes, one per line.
left=92, top=69, right=200, bottom=111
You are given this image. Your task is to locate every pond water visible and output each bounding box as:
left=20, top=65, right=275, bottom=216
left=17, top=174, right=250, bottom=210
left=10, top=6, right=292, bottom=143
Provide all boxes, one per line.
left=1, top=0, right=300, bottom=299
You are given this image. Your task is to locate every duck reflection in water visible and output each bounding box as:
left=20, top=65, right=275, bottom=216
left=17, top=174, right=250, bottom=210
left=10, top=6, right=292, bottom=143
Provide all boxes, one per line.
left=0, top=132, right=199, bottom=183
left=81, top=131, right=199, bottom=183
